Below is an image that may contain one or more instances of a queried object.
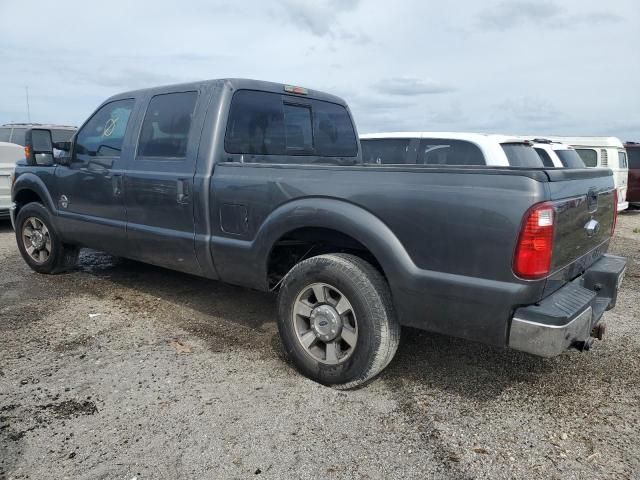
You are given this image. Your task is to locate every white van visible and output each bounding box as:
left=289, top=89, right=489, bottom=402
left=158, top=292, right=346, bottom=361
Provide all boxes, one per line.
left=0, top=142, right=23, bottom=220
left=546, top=136, right=629, bottom=211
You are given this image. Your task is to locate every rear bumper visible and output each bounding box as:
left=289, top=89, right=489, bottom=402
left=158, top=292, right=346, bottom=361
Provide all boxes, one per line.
left=508, top=254, right=627, bottom=357
left=617, top=201, right=629, bottom=212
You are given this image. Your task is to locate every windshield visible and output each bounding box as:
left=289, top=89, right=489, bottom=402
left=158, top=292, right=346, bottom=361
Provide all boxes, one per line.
left=556, top=149, right=585, bottom=168
left=501, top=143, right=544, bottom=167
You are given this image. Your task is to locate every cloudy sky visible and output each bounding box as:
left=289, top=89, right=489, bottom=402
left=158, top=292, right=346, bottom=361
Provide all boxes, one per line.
left=1, top=0, right=638, bottom=139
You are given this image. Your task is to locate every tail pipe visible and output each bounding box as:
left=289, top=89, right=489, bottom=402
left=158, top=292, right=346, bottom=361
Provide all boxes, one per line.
left=571, top=323, right=606, bottom=352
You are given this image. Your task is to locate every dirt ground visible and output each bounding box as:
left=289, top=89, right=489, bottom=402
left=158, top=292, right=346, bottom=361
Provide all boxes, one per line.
left=1, top=212, right=639, bottom=480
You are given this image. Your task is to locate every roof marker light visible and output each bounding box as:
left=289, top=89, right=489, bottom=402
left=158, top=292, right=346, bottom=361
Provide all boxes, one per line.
left=284, top=85, right=308, bottom=95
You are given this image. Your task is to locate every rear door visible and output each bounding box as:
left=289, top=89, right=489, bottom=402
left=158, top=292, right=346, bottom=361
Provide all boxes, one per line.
left=124, top=88, right=205, bottom=274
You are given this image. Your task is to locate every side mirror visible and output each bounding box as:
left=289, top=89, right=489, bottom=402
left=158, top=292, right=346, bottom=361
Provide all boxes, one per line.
left=25, top=128, right=54, bottom=166
left=53, top=141, right=72, bottom=166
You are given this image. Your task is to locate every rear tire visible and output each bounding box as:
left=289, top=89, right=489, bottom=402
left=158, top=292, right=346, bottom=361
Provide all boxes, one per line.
left=277, top=253, right=400, bottom=388
left=15, top=202, right=79, bottom=274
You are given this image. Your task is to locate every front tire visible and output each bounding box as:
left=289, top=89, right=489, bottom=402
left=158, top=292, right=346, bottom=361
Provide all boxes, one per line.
left=277, top=253, right=400, bottom=388
left=15, top=202, right=79, bottom=274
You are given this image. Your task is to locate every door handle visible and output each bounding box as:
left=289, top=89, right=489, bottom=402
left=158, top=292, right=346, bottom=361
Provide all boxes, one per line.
left=177, top=179, right=190, bottom=205
left=112, top=174, right=123, bottom=198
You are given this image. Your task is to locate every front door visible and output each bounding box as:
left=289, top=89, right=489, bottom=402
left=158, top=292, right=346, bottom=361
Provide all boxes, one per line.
left=55, top=98, right=136, bottom=255
left=124, top=90, right=202, bottom=274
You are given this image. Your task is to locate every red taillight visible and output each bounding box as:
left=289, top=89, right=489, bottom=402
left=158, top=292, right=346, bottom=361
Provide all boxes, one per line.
left=513, top=202, right=555, bottom=279
left=611, top=189, right=618, bottom=235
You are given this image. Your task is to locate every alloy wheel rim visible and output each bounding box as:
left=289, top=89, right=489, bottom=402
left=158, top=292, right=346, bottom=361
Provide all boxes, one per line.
left=22, top=217, right=51, bottom=264
left=292, top=282, right=358, bottom=365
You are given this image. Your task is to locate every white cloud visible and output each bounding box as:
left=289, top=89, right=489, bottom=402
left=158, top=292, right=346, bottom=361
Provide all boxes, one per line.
left=0, top=0, right=637, bottom=140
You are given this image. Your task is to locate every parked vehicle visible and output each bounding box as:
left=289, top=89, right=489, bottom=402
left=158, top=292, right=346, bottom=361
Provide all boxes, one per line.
left=0, top=142, right=23, bottom=219
left=625, top=142, right=640, bottom=207
left=360, top=132, right=546, bottom=166
left=524, top=138, right=585, bottom=168
left=546, top=136, right=629, bottom=211
left=11, top=79, right=627, bottom=387
left=0, top=123, right=76, bottom=146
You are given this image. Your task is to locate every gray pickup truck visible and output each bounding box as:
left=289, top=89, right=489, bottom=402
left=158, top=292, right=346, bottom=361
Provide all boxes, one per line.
left=11, top=78, right=627, bottom=387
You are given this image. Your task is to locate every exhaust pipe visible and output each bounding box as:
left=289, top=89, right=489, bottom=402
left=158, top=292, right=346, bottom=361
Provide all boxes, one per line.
left=571, top=338, right=593, bottom=352
left=571, top=323, right=606, bottom=352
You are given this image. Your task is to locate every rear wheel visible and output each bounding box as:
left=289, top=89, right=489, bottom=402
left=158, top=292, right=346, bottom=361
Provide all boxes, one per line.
left=15, top=202, right=79, bottom=274
left=277, top=253, right=400, bottom=388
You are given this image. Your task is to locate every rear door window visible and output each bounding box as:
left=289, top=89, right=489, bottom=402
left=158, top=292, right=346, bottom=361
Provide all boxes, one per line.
left=556, top=149, right=586, bottom=168
left=361, top=139, right=413, bottom=164
left=10, top=128, right=27, bottom=146
left=618, top=151, right=628, bottom=169
left=138, top=91, right=198, bottom=159
left=0, top=128, right=11, bottom=142
left=224, top=90, right=357, bottom=160
left=628, top=149, right=640, bottom=169
left=534, top=147, right=555, bottom=167
left=501, top=143, right=544, bottom=167
left=418, top=139, right=485, bottom=165
left=575, top=149, right=598, bottom=167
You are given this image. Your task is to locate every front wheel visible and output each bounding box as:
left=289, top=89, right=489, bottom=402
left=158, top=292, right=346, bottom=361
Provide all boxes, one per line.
left=277, top=253, right=400, bottom=388
left=15, top=202, right=79, bottom=274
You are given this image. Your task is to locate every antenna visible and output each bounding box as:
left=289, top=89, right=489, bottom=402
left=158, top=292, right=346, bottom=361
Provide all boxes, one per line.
left=25, top=86, right=31, bottom=122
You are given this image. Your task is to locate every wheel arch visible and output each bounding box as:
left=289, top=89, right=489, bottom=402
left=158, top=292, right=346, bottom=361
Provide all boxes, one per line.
left=257, top=197, right=415, bottom=290
left=12, top=173, right=57, bottom=217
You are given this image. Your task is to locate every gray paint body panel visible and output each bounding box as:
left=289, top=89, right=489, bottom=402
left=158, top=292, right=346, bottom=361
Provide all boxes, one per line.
left=11, top=78, right=617, bottom=349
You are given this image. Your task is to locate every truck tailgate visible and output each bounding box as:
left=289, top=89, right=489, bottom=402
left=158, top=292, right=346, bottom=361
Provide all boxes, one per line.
left=544, top=168, right=615, bottom=290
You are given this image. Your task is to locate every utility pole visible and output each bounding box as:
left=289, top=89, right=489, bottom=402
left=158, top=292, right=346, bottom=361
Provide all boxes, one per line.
left=25, top=86, right=31, bottom=122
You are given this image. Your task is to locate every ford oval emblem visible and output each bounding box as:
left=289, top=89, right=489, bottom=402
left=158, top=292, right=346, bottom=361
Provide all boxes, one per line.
left=584, top=219, right=600, bottom=237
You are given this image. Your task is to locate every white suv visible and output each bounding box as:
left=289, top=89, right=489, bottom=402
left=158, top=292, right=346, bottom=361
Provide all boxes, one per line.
left=360, top=132, right=544, bottom=167
left=525, top=138, right=585, bottom=168
left=0, top=142, right=23, bottom=220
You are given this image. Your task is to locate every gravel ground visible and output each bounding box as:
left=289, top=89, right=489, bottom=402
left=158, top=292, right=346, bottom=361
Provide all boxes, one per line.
left=1, top=212, right=639, bottom=480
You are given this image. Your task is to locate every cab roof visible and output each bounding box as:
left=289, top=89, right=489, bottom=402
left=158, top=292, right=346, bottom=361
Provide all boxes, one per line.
left=107, top=78, right=348, bottom=106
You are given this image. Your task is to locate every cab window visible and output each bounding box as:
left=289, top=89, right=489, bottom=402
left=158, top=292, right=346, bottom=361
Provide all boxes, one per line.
left=74, top=99, right=135, bottom=160
left=224, top=90, right=358, bottom=161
